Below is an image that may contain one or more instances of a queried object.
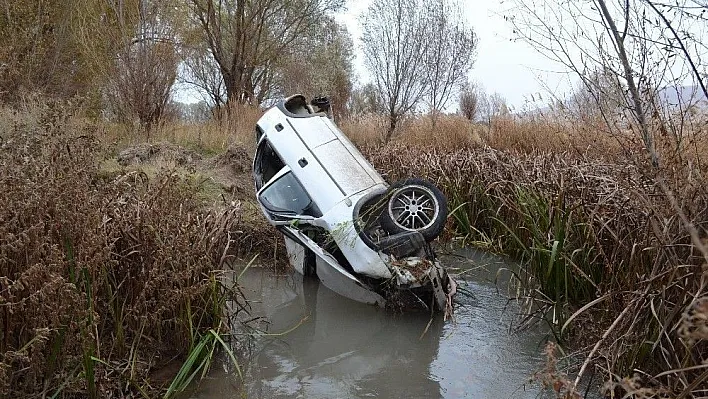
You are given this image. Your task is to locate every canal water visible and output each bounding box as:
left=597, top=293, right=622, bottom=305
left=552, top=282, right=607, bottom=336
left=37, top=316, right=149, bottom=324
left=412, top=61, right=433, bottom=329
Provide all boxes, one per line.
left=185, top=248, right=556, bottom=399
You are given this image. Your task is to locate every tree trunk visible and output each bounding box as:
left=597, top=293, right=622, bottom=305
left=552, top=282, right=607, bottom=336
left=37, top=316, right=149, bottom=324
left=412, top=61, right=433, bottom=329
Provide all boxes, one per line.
left=223, top=71, right=239, bottom=105
left=385, top=113, right=397, bottom=144
left=596, top=0, right=658, bottom=168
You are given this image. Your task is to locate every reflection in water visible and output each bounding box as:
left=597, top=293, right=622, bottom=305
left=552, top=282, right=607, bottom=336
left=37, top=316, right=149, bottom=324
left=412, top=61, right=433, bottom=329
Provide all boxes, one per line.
left=186, top=248, right=554, bottom=399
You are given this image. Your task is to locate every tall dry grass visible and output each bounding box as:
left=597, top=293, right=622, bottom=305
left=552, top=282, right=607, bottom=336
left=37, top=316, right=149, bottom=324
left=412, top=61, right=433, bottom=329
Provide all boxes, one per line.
left=340, top=113, right=483, bottom=150
left=99, top=103, right=264, bottom=156
left=0, top=102, right=244, bottom=398
left=349, top=113, right=708, bottom=397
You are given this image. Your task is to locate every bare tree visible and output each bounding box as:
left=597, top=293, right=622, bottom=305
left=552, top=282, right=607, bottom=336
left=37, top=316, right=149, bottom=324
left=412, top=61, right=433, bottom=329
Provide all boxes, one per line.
left=458, top=82, right=479, bottom=121
left=188, top=0, right=344, bottom=107
left=180, top=46, right=227, bottom=112
left=643, top=0, right=708, bottom=100
left=360, top=0, right=430, bottom=142
left=506, top=1, right=708, bottom=396
left=104, top=0, right=178, bottom=133
left=107, top=43, right=177, bottom=132
left=477, top=89, right=491, bottom=127
left=423, top=0, right=477, bottom=126
left=0, top=0, right=108, bottom=102
left=489, top=93, right=509, bottom=118
left=277, top=16, right=354, bottom=120
left=507, top=0, right=708, bottom=166
left=348, top=83, right=386, bottom=117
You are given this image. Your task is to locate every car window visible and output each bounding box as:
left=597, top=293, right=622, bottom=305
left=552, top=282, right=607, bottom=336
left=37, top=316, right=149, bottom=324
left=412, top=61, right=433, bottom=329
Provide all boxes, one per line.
left=254, top=139, right=285, bottom=190
left=259, top=171, right=314, bottom=215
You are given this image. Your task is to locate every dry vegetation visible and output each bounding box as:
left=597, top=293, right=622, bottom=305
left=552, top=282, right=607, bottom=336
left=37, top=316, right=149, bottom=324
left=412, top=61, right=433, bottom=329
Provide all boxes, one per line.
left=347, top=112, right=708, bottom=397
left=98, top=104, right=264, bottom=155
left=6, top=0, right=704, bottom=396
left=0, top=101, right=277, bottom=398
left=2, top=95, right=707, bottom=398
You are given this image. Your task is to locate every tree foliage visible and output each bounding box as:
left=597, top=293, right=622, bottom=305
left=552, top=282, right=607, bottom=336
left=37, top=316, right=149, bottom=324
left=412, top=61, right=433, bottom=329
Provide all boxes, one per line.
left=349, top=83, right=386, bottom=117
left=0, top=0, right=180, bottom=130
left=277, top=16, right=354, bottom=119
left=0, top=0, right=101, bottom=102
left=180, top=46, right=228, bottom=111
left=458, top=82, right=479, bottom=121
left=103, top=0, right=180, bottom=131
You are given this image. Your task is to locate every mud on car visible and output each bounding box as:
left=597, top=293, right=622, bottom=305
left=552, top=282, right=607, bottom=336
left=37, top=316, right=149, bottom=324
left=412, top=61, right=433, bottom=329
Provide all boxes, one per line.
left=253, top=95, right=456, bottom=311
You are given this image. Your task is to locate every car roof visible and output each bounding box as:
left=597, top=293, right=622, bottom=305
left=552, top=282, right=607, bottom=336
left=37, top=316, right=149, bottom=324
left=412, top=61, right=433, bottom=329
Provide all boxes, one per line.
left=257, top=104, right=385, bottom=212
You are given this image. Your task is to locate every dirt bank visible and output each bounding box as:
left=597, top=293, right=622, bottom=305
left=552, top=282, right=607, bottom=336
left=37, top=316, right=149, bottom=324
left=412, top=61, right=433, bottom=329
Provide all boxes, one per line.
left=113, top=142, right=284, bottom=262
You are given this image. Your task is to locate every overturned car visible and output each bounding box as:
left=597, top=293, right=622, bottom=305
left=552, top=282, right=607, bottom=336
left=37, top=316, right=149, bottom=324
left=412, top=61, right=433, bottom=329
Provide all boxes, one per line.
left=253, top=95, right=455, bottom=311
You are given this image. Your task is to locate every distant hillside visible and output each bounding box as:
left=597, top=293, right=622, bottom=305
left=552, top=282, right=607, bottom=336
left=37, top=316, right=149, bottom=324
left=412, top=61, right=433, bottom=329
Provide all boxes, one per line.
left=516, top=84, right=707, bottom=117
left=657, top=85, right=707, bottom=107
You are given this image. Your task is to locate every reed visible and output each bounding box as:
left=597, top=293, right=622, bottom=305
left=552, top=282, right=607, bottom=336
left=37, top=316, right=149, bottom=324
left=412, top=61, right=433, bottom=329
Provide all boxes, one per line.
left=353, top=113, right=708, bottom=397
left=5, top=98, right=704, bottom=397
left=0, top=102, right=244, bottom=398
left=98, top=103, right=263, bottom=156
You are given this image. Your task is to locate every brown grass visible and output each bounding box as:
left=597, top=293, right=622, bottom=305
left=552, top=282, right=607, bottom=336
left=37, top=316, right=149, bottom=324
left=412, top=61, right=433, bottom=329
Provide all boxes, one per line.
left=99, top=103, right=264, bottom=156
left=340, top=113, right=483, bottom=149
left=0, top=102, right=246, bottom=397
left=346, top=112, right=708, bottom=398
left=5, top=97, right=703, bottom=397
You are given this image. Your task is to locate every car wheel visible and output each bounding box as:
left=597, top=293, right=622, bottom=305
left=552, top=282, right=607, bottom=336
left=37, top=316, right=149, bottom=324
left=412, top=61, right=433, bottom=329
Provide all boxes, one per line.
left=380, top=178, right=447, bottom=241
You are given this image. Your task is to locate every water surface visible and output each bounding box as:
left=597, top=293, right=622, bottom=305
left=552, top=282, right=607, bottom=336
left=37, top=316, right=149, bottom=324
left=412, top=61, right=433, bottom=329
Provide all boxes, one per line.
left=187, top=248, right=554, bottom=399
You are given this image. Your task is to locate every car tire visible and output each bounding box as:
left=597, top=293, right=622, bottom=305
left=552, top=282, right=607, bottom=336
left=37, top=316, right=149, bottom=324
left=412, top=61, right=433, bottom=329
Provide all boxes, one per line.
left=380, top=178, right=447, bottom=242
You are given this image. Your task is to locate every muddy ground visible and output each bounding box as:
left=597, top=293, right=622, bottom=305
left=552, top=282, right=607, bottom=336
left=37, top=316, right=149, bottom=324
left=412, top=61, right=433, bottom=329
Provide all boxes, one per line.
left=116, top=142, right=253, bottom=201
left=111, top=142, right=284, bottom=262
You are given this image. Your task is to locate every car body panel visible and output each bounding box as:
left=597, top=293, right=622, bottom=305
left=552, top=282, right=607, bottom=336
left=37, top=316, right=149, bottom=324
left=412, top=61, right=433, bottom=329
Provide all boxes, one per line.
left=311, top=196, right=392, bottom=279
left=287, top=117, right=337, bottom=149
left=283, top=226, right=386, bottom=306
left=253, top=95, right=451, bottom=310
left=284, top=236, right=307, bottom=275
left=311, top=140, right=377, bottom=195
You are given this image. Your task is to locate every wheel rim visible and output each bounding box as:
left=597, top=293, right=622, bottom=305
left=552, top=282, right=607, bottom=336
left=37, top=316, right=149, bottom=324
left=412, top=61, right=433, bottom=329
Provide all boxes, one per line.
left=387, top=185, right=440, bottom=231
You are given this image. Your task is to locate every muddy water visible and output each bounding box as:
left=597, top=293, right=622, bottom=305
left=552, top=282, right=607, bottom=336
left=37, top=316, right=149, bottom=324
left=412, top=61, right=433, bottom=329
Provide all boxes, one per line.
left=187, top=248, right=555, bottom=399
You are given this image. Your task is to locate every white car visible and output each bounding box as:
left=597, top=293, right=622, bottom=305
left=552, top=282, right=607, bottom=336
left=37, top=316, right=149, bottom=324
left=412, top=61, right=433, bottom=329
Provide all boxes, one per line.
left=253, top=95, right=455, bottom=311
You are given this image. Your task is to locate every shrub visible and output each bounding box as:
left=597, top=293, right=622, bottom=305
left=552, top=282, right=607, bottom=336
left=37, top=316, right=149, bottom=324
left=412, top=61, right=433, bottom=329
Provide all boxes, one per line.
left=0, top=103, right=241, bottom=397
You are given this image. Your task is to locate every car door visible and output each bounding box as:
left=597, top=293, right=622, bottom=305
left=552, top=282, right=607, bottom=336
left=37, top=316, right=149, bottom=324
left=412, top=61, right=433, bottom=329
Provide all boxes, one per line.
left=257, top=166, right=321, bottom=221
left=254, top=139, right=322, bottom=222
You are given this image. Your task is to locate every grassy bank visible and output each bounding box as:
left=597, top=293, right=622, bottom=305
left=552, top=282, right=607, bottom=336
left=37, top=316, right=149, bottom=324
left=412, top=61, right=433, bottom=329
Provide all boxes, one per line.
left=351, top=114, right=707, bottom=397
left=0, top=103, right=257, bottom=398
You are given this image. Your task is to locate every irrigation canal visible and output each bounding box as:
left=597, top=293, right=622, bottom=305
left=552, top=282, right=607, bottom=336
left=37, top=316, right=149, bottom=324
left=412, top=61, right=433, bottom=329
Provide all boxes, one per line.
left=185, top=248, right=562, bottom=399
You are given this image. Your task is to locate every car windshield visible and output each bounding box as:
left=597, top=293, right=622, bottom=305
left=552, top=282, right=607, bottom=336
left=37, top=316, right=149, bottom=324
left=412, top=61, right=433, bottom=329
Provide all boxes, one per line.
left=259, top=171, right=312, bottom=215
left=254, top=139, right=285, bottom=190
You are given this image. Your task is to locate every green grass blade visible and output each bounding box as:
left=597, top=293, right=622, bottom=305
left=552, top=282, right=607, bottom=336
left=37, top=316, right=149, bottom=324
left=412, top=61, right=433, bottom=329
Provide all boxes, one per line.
left=209, top=329, right=242, bottom=380
left=163, top=333, right=212, bottom=398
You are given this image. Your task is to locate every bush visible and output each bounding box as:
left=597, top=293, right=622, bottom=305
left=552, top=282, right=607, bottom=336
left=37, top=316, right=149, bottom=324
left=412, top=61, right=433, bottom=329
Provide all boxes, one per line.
left=0, top=103, right=241, bottom=398
left=363, top=138, right=708, bottom=397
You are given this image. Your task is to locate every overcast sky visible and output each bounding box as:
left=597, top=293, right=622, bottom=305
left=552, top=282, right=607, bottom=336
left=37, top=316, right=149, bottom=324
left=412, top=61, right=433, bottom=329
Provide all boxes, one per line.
left=335, top=0, right=576, bottom=110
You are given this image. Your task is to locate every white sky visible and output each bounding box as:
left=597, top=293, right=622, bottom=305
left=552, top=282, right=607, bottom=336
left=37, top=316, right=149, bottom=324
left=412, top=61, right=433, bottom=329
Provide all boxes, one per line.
left=335, top=0, right=576, bottom=111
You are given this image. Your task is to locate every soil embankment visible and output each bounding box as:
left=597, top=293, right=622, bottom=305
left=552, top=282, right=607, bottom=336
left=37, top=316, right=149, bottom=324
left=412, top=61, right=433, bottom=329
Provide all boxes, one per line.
left=112, top=142, right=283, bottom=260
